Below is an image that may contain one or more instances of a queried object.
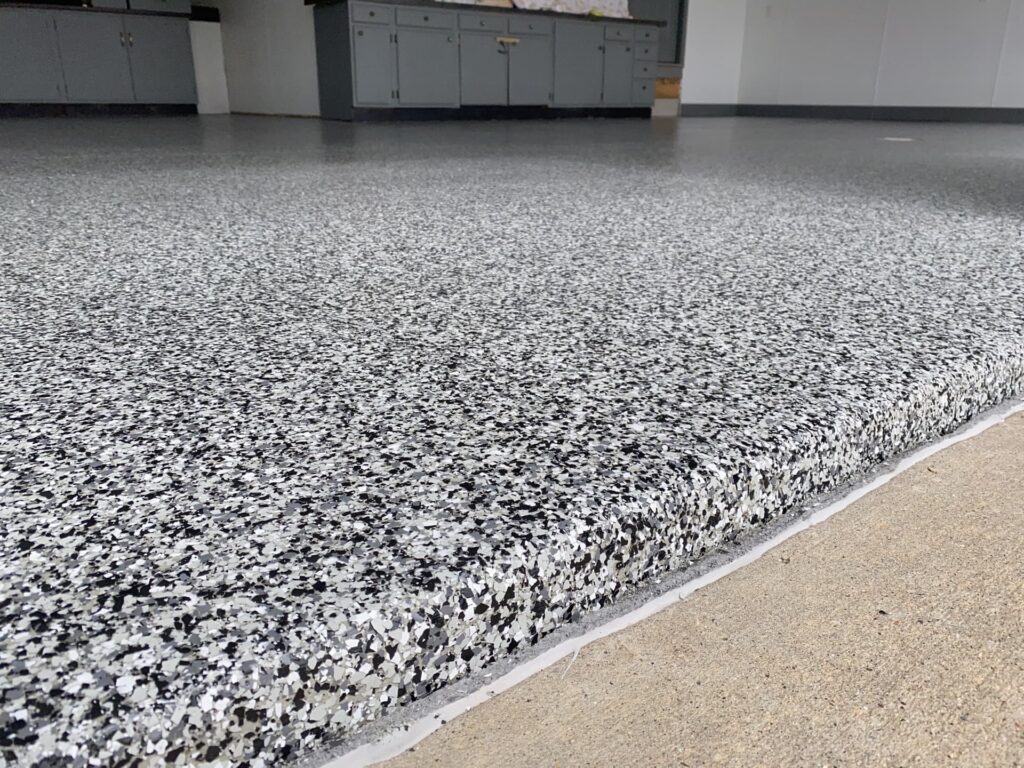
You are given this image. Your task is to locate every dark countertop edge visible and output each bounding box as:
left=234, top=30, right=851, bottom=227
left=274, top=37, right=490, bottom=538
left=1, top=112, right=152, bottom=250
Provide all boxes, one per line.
left=0, top=2, right=190, bottom=18
left=305, top=0, right=666, bottom=27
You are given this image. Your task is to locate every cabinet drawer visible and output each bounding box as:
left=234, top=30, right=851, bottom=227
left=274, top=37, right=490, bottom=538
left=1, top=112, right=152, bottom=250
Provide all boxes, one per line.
left=634, top=42, right=657, bottom=60
left=460, top=12, right=506, bottom=32
left=509, top=16, right=552, bottom=34
left=351, top=3, right=393, bottom=25
left=635, top=25, right=657, bottom=42
left=632, top=78, right=654, bottom=105
left=633, top=60, right=655, bottom=78
left=605, top=24, right=633, bottom=41
left=396, top=7, right=456, bottom=28
left=128, top=0, right=191, bottom=13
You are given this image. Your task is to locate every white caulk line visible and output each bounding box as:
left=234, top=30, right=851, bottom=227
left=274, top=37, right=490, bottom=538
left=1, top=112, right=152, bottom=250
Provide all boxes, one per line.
left=326, top=400, right=1024, bottom=768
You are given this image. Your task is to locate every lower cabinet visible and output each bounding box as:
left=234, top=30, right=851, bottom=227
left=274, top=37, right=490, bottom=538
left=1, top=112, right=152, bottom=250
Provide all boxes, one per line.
left=461, top=31, right=553, bottom=106
left=122, top=15, right=196, bottom=103
left=55, top=12, right=136, bottom=103
left=0, top=9, right=66, bottom=103
left=508, top=34, right=553, bottom=105
left=459, top=32, right=507, bottom=105
left=632, top=79, right=655, bottom=106
left=1, top=8, right=196, bottom=106
left=552, top=21, right=604, bottom=106
left=602, top=39, right=633, bottom=106
left=352, top=25, right=395, bottom=105
left=323, top=3, right=657, bottom=117
left=396, top=28, right=459, bottom=107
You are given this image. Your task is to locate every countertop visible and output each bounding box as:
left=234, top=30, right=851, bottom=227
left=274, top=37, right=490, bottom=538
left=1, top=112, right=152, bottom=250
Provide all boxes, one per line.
left=306, top=0, right=667, bottom=26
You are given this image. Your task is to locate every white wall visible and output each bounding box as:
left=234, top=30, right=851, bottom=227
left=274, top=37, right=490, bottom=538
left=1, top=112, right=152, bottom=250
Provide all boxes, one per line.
left=189, top=21, right=231, bottom=114
left=995, top=0, right=1024, bottom=106
left=874, top=0, right=1012, bottom=107
left=680, top=0, right=747, bottom=104
left=209, top=0, right=320, bottom=117
left=684, top=0, right=1024, bottom=108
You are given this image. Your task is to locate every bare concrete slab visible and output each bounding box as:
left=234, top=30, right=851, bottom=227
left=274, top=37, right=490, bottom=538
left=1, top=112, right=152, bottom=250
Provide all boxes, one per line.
left=385, top=412, right=1024, bottom=768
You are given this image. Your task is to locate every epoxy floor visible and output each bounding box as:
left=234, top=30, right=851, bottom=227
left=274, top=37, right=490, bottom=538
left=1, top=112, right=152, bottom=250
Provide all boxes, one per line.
left=1, top=116, right=1023, bottom=767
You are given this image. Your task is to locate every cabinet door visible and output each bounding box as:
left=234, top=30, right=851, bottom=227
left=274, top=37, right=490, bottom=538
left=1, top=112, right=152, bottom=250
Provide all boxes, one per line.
left=459, top=32, right=507, bottom=105
left=631, top=79, right=654, bottom=106
left=396, top=28, right=459, bottom=107
left=508, top=34, right=552, bottom=105
left=552, top=21, right=603, bottom=106
left=352, top=24, right=395, bottom=106
left=601, top=39, right=632, bottom=105
left=54, top=12, right=134, bottom=103
left=0, top=9, right=66, bottom=102
left=124, top=16, right=196, bottom=103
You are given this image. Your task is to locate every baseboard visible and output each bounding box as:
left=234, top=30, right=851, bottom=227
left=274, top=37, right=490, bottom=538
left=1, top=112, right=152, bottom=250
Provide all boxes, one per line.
left=347, top=105, right=651, bottom=122
left=679, top=103, right=739, bottom=117
left=680, top=103, right=1024, bottom=124
left=0, top=103, right=198, bottom=118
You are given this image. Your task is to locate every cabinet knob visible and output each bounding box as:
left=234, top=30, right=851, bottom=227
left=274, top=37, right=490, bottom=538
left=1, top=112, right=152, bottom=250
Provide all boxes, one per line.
left=369, top=10, right=375, bottom=16
left=424, top=15, right=429, bottom=20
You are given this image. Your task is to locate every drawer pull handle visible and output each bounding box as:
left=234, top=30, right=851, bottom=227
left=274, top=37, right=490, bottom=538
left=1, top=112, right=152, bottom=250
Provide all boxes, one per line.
left=496, top=36, right=520, bottom=45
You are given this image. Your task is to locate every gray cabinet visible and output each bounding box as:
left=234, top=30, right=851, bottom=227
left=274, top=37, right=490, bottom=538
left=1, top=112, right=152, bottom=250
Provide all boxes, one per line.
left=352, top=24, right=395, bottom=105
left=395, top=28, right=459, bottom=106
left=0, top=9, right=66, bottom=103
left=631, top=78, right=654, bottom=105
left=508, top=34, right=553, bottom=105
left=128, top=0, right=192, bottom=13
left=55, top=12, right=135, bottom=103
left=602, top=40, right=633, bottom=105
left=630, top=24, right=657, bottom=106
left=124, top=16, right=196, bottom=104
left=3, top=8, right=198, bottom=106
left=315, top=1, right=659, bottom=118
left=552, top=21, right=603, bottom=106
left=460, top=32, right=508, bottom=105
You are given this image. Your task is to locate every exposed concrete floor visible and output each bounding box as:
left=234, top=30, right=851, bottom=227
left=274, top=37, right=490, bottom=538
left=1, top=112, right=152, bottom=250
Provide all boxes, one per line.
left=385, top=411, right=1024, bottom=768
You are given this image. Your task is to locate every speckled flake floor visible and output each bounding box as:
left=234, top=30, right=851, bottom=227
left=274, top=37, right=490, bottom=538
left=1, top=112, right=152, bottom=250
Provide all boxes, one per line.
left=2, top=116, right=1023, bottom=768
